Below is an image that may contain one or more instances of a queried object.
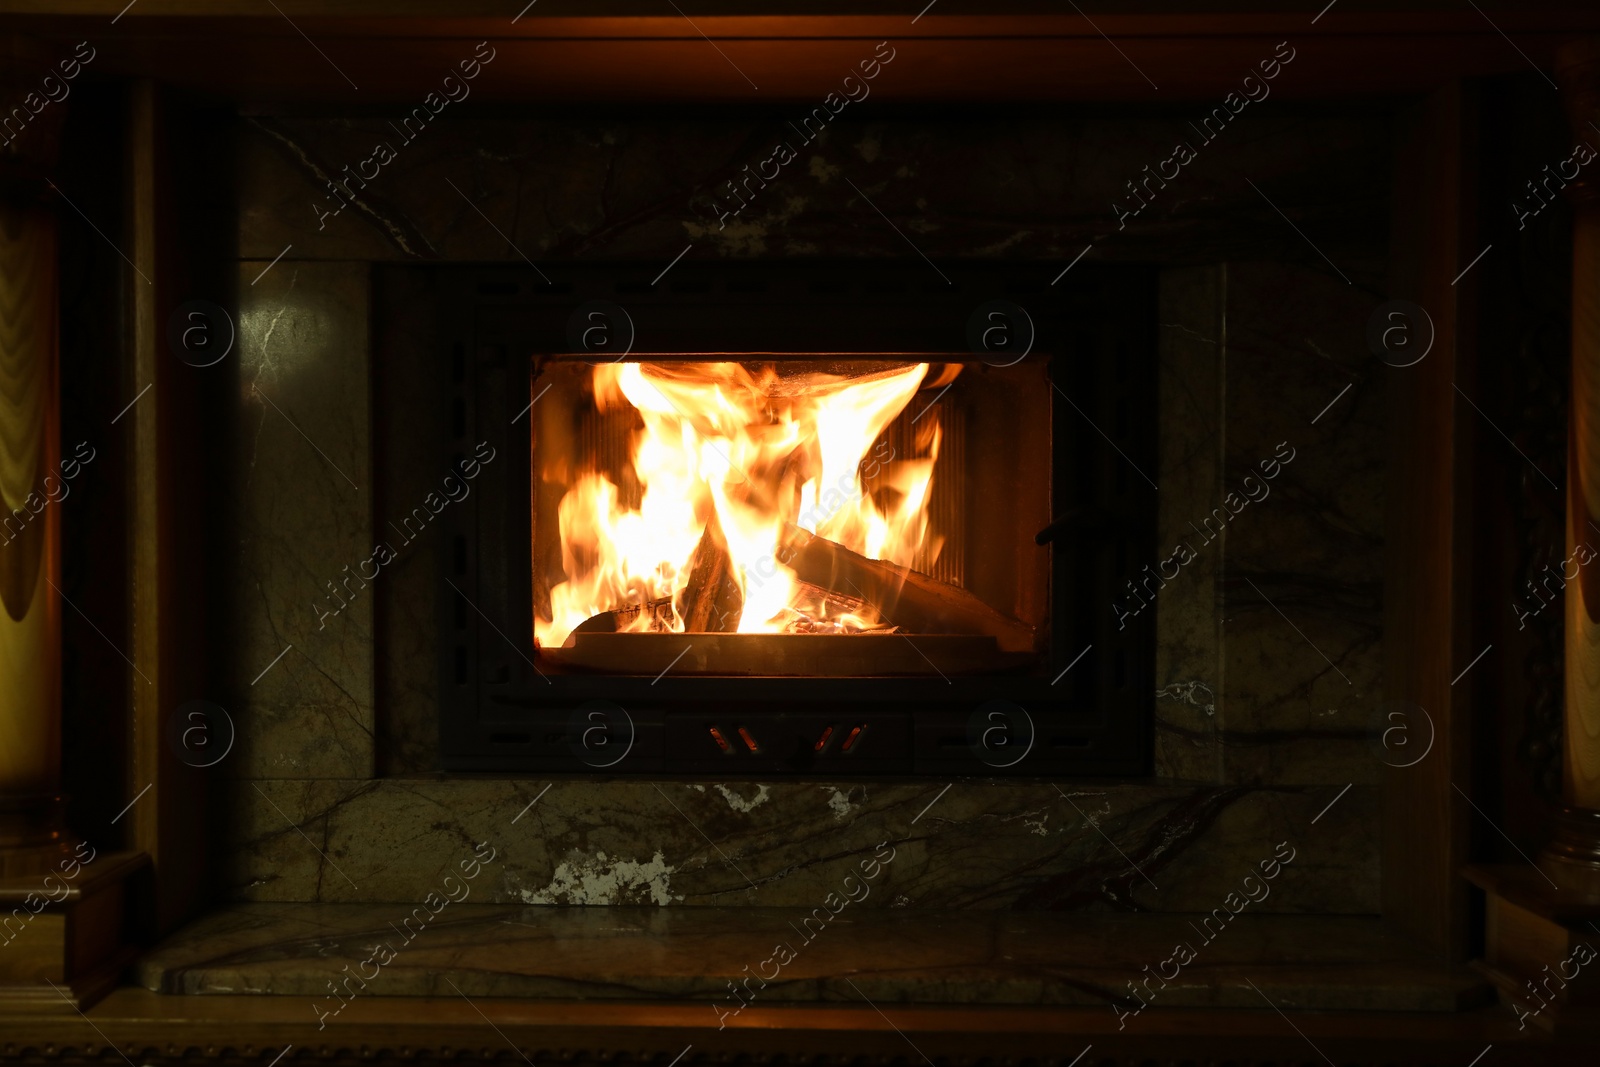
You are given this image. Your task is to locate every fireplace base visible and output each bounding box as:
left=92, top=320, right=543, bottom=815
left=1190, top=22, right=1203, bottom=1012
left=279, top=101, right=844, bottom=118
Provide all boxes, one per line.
left=137, top=902, right=1488, bottom=1012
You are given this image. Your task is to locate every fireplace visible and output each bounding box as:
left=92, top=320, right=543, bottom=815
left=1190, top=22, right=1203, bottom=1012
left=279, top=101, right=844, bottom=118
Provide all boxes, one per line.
left=429, top=263, right=1156, bottom=775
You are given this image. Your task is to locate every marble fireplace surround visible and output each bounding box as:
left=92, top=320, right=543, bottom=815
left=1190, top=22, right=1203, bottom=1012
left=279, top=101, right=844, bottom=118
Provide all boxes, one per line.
left=150, top=105, right=1399, bottom=1005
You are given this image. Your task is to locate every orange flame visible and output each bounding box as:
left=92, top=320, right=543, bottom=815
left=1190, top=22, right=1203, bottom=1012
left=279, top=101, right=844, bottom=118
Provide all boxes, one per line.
left=535, top=361, right=943, bottom=648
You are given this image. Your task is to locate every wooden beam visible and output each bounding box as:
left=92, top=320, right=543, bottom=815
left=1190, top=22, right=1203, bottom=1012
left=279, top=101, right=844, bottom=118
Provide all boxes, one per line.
left=123, top=80, right=206, bottom=939
left=0, top=986, right=1555, bottom=1064
left=0, top=0, right=1596, bottom=19
left=1382, top=83, right=1478, bottom=960
left=0, top=9, right=1595, bottom=105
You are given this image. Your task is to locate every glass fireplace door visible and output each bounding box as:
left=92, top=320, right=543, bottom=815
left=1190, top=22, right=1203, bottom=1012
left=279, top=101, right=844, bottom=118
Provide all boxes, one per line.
left=530, top=356, right=1051, bottom=679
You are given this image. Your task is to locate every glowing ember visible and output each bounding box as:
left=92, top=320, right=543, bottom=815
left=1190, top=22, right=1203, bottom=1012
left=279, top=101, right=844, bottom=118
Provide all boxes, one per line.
left=535, top=361, right=944, bottom=648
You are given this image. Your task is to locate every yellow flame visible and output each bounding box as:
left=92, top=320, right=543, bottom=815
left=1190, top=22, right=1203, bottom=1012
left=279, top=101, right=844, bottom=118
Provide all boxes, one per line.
left=535, top=361, right=942, bottom=648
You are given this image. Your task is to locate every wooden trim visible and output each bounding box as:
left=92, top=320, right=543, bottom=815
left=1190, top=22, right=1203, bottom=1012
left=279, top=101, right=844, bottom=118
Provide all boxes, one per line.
left=0, top=988, right=1567, bottom=1066
left=0, top=2, right=1596, bottom=25
left=0, top=850, right=146, bottom=903
left=126, top=77, right=163, bottom=931
left=123, top=80, right=205, bottom=940
left=4, top=10, right=1596, bottom=105
left=1382, top=83, right=1479, bottom=960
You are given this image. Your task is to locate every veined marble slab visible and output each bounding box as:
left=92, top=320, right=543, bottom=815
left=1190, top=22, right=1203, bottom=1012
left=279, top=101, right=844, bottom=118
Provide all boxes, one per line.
left=225, top=777, right=1376, bottom=913
left=138, top=903, right=1486, bottom=1014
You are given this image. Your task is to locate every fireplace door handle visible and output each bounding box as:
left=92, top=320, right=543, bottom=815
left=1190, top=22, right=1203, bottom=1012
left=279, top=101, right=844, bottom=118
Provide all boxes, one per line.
left=1034, top=508, right=1126, bottom=545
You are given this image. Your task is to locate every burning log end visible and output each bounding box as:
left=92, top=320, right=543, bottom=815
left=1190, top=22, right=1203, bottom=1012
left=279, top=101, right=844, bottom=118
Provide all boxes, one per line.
left=675, top=509, right=744, bottom=633
left=571, top=596, right=674, bottom=641
left=780, top=525, right=1035, bottom=653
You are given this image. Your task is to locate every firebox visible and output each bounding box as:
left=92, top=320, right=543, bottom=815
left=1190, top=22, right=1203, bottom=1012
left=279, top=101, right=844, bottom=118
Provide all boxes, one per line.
left=430, top=263, right=1156, bottom=776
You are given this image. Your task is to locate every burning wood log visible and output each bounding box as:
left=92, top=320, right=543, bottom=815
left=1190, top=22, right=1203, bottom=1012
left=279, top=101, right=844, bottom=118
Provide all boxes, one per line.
left=572, top=579, right=887, bottom=639
left=571, top=596, right=674, bottom=638
left=675, top=509, right=744, bottom=632
left=785, top=580, right=896, bottom=634
left=779, top=525, right=1035, bottom=652
left=567, top=520, right=1029, bottom=647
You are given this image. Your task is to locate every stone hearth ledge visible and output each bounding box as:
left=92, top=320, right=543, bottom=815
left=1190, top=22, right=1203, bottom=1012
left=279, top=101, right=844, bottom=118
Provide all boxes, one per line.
left=137, top=903, right=1487, bottom=1014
